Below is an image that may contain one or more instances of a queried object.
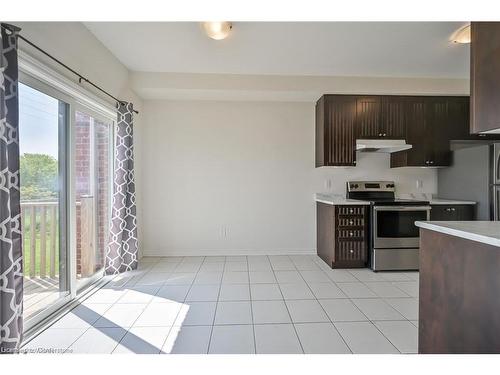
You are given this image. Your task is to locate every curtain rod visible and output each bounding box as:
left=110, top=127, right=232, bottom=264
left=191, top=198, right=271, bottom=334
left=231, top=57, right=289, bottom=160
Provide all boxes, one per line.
left=1, top=23, right=139, bottom=115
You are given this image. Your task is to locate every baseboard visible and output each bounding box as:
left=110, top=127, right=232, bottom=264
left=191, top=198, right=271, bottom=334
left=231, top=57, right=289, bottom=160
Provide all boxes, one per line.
left=142, top=248, right=316, bottom=257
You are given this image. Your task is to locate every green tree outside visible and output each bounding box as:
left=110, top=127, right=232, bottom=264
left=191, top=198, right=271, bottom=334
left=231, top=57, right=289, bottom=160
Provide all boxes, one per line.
left=20, top=153, right=58, bottom=201
left=20, top=153, right=59, bottom=277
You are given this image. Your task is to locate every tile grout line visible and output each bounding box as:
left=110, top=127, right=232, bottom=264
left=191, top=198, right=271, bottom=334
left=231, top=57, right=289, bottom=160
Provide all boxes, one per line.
left=206, top=256, right=226, bottom=354
left=248, top=256, right=257, bottom=354
left=271, top=256, right=305, bottom=354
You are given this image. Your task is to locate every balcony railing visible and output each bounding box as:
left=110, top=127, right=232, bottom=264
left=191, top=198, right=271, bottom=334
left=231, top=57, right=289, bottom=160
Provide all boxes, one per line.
left=21, top=201, right=59, bottom=278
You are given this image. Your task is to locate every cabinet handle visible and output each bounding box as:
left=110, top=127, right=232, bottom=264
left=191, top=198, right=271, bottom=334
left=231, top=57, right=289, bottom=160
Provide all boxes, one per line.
left=383, top=133, right=387, bottom=137
left=349, top=209, right=354, bottom=214
left=349, top=250, right=354, bottom=254
left=378, top=133, right=382, bottom=137
left=349, top=231, right=354, bottom=236
left=430, top=161, right=434, bottom=164
left=349, top=220, right=354, bottom=225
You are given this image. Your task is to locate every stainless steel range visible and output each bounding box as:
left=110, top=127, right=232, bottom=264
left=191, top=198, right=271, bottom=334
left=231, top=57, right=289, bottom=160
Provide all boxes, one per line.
left=346, top=181, right=431, bottom=271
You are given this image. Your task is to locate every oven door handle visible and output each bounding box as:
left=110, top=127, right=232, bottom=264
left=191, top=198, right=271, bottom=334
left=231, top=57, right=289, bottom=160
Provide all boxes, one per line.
left=373, top=206, right=431, bottom=211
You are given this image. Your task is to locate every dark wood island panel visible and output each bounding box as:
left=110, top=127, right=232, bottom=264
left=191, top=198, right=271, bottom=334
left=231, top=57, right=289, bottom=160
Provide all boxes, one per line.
left=419, top=228, right=500, bottom=353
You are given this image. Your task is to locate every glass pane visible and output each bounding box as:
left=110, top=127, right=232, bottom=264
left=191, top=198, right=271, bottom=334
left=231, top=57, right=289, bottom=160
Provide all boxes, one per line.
left=19, top=82, right=69, bottom=322
left=75, top=111, right=111, bottom=288
left=377, top=211, right=428, bottom=238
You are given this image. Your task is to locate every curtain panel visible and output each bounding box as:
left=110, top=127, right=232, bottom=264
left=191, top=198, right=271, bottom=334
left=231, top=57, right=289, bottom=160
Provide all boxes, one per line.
left=0, top=24, right=23, bottom=353
left=105, top=103, right=138, bottom=274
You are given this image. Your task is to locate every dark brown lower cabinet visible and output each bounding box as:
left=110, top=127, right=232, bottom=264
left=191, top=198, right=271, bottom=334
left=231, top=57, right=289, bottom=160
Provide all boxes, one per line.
left=430, top=204, right=475, bottom=221
left=316, top=203, right=368, bottom=268
left=419, top=229, right=500, bottom=353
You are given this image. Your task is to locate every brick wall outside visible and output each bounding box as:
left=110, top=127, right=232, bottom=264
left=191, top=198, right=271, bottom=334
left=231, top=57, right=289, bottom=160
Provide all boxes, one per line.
left=75, top=111, right=110, bottom=276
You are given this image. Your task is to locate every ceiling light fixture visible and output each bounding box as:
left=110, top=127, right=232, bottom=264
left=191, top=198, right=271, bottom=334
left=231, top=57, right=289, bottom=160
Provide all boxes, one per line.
left=201, top=22, right=232, bottom=40
left=450, top=24, right=471, bottom=44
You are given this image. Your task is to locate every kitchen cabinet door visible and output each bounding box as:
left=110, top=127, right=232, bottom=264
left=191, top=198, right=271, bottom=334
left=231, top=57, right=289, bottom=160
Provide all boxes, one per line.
left=381, top=96, right=406, bottom=139
left=315, top=95, right=357, bottom=167
left=390, top=98, right=426, bottom=167
left=356, top=96, right=382, bottom=139
left=471, top=22, right=500, bottom=134
left=426, top=98, right=451, bottom=167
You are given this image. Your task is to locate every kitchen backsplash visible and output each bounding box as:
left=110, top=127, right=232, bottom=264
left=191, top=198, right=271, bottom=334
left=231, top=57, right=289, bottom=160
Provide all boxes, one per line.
left=314, top=152, right=438, bottom=197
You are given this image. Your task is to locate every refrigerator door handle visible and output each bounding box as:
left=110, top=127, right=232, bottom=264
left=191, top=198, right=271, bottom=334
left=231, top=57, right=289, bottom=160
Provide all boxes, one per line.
left=493, top=144, right=500, bottom=185
left=492, top=185, right=500, bottom=221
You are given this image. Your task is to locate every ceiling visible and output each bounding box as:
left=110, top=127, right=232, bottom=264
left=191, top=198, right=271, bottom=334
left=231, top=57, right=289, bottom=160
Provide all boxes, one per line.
left=85, top=22, right=470, bottom=78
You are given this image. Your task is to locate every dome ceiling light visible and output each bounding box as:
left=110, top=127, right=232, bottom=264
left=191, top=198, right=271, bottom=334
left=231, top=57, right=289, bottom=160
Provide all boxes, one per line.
left=201, top=22, right=233, bottom=40
left=450, top=23, right=471, bottom=44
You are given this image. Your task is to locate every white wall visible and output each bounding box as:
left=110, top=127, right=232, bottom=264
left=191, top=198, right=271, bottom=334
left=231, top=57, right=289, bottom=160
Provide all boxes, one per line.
left=141, top=100, right=437, bottom=257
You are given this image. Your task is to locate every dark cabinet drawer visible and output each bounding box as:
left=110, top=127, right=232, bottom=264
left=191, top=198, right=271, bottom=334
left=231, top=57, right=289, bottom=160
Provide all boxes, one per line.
left=430, top=204, right=475, bottom=221
left=337, top=229, right=365, bottom=239
left=337, top=206, right=366, bottom=216
left=335, top=240, right=367, bottom=264
left=337, top=217, right=365, bottom=227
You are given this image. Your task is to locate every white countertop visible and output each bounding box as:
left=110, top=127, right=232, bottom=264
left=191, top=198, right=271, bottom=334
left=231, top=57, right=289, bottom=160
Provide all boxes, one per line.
left=428, top=198, right=477, bottom=205
left=415, top=221, right=500, bottom=247
left=398, top=193, right=476, bottom=205
left=315, top=193, right=370, bottom=206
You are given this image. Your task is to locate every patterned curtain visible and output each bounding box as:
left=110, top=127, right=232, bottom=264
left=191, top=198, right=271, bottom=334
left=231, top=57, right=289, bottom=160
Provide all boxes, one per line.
left=105, top=103, right=138, bottom=274
left=0, top=24, right=23, bottom=352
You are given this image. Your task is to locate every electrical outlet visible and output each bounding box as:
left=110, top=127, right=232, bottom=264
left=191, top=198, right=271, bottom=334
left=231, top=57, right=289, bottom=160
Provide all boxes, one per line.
left=220, top=226, right=229, bottom=239
left=324, top=179, right=332, bottom=190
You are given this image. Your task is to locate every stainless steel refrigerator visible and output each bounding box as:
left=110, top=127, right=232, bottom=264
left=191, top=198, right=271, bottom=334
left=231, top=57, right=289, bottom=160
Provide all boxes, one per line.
left=438, top=143, right=500, bottom=220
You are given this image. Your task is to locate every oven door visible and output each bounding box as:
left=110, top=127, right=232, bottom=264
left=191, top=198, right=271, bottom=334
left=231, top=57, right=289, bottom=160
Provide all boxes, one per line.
left=373, top=206, right=431, bottom=249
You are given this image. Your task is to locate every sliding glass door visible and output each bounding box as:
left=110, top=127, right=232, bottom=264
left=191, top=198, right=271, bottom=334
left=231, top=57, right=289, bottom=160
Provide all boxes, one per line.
left=18, top=71, right=115, bottom=332
left=74, top=109, right=113, bottom=290
left=18, top=82, right=71, bottom=324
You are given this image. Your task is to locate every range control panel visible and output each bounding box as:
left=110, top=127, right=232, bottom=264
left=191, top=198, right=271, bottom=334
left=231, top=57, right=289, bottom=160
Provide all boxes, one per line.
left=346, top=181, right=395, bottom=192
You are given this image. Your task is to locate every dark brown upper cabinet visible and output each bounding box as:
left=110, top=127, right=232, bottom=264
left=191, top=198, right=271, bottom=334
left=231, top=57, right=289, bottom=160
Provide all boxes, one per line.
left=316, top=94, right=488, bottom=168
left=471, top=22, right=500, bottom=134
left=391, top=97, right=454, bottom=168
left=316, top=95, right=357, bottom=167
left=356, top=96, right=406, bottom=139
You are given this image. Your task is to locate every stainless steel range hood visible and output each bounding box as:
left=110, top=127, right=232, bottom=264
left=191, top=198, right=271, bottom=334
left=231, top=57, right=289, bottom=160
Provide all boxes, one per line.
left=356, top=139, right=413, bottom=153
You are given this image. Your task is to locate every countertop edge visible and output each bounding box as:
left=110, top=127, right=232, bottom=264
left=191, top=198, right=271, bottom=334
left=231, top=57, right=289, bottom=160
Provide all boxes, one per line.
left=415, top=221, right=500, bottom=247
left=429, top=200, right=477, bottom=205
left=314, top=195, right=371, bottom=206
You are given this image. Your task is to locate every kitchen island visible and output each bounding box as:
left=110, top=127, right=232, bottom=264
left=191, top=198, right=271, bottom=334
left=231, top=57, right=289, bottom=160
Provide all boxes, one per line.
left=415, top=221, right=500, bottom=353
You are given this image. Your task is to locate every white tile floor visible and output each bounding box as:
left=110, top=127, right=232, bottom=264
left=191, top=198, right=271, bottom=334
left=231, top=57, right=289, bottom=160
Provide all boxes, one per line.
left=22, top=255, right=419, bottom=354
